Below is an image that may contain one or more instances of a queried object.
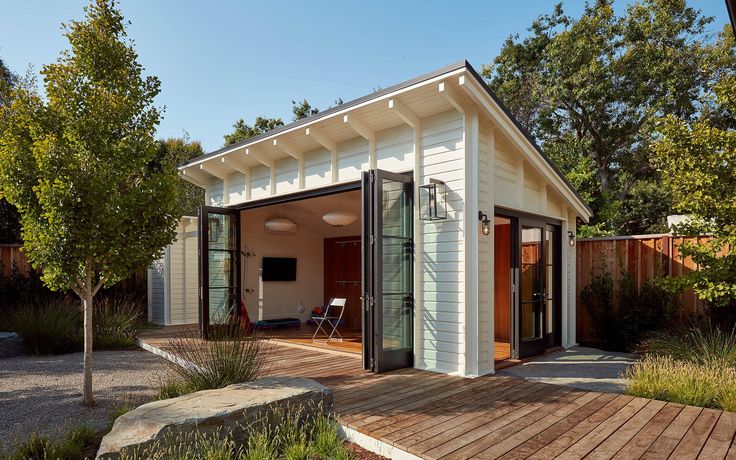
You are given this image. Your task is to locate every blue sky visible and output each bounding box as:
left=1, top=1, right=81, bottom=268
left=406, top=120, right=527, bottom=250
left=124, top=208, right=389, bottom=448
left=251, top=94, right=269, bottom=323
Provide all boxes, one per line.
left=0, top=1, right=731, bottom=152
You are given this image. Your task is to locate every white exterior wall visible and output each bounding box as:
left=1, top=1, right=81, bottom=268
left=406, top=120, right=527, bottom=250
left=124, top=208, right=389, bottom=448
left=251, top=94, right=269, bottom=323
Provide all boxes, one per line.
left=147, top=218, right=199, bottom=326
left=416, top=110, right=465, bottom=375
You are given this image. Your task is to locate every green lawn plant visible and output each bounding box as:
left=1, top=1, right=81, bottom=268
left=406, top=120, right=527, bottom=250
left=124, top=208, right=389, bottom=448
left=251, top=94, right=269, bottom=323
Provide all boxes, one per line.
left=0, top=0, right=180, bottom=406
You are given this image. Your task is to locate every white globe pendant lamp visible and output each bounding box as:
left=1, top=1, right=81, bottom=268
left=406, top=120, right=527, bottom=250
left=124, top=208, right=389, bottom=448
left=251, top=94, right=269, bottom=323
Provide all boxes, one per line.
left=322, top=211, right=357, bottom=227
left=264, top=217, right=297, bottom=235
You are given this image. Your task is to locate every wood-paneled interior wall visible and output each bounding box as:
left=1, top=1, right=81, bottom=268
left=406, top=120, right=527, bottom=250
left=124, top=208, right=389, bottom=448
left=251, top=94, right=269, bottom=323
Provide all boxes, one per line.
left=324, top=236, right=362, bottom=330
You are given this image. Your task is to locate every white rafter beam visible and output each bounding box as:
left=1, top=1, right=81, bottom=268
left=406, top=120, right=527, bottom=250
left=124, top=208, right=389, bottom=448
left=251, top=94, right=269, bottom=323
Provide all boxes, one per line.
left=221, top=156, right=249, bottom=175
left=305, top=126, right=336, bottom=152
left=272, top=138, right=302, bottom=159
left=199, top=163, right=227, bottom=181
left=343, top=114, right=375, bottom=141
left=388, top=98, right=420, bottom=128
left=245, top=147, right=274, bottom=169
left=180, top=168, right=209, bottom=188
left=439, top=81, right=465, bottom=114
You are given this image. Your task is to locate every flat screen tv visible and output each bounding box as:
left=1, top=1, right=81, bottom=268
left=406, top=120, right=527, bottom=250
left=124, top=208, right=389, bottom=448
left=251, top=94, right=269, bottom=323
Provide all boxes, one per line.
left=261, top=257, right=297, bottom=282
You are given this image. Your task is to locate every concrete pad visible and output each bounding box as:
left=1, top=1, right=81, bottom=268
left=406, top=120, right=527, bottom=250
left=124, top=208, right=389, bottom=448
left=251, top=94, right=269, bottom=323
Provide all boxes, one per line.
left=498, top=346, right=636, bottom=393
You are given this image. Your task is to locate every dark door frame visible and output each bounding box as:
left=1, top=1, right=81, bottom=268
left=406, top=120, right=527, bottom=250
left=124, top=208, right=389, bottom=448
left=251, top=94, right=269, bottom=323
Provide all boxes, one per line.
left=362, top=169, right=415, bottom=373
left=199, top=205, right=241, bottom=340
left=494, top=209, right=562, bottom=360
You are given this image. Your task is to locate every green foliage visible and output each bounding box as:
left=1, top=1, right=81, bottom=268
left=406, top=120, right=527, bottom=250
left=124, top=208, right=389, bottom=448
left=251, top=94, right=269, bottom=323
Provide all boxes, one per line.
left=484, top=0, right=736, bottom=235
left=291, top=99, right=319, bottom=121
left=6, top=425, right=99, bottom=460
left=653, top=65, right=736, bottom=307
left=625, top=356, right=736, bottom=412
left=158, top=325, right=271, bottom=398
left=641, top=322, right=736, bottom=367
left=580, top=265, right=678, bottom=351
left=117, top=405, right=354, bottom=460
left=9, top=299, right=82, bottom=355
left=0, top=0, right=180, bottom=294
left=155, top=136, right=205, bottom=216
left=93, top=295, right=144, bottom=349
left=223, top=116, right=284, bottom=146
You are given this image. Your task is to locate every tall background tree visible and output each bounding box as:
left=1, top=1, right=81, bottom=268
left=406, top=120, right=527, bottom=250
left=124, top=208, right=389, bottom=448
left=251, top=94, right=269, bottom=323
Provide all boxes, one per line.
left=156, top=135, right=205, bottom=216
left=653, top=56, right=736, bottom=316
left=484, top=0, right=735, bottom=235
left=0, top=0, right=180, bottom=406
left=0, top=57, right=21, bottom=244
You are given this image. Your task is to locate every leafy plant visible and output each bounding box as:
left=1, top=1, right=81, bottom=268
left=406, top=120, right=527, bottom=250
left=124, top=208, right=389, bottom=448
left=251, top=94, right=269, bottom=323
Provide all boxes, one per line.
left=9, top=299, right=81, bottom=355
left=625, top=356, right=736, bottom=411
left=640, top=322, right=736, bottom=368
left=94, top=295, right=144, bottom=349
left=580, top=264, right=678, bottom=351
left=158, top=325, right=271, bottom=398
left=6, top=425, right=99, bottom=460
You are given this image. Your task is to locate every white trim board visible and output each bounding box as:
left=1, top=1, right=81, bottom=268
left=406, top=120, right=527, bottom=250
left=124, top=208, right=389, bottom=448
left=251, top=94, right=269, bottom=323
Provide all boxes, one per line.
left=339, top=425, right=422, bottom=460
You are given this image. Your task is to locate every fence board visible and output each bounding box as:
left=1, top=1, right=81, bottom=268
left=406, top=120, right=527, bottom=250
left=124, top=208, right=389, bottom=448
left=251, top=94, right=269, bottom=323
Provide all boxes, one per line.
left=575, top=235, right=722, bottom=346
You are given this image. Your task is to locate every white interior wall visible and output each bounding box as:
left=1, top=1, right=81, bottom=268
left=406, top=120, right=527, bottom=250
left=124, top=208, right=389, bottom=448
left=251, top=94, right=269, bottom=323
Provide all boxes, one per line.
left=239, top=192, right=362, bottom=324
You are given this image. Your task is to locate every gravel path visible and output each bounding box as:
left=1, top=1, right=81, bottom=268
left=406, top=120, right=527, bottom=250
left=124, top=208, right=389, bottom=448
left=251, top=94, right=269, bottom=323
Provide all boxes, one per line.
left=0, top=350, right=167, bottom=450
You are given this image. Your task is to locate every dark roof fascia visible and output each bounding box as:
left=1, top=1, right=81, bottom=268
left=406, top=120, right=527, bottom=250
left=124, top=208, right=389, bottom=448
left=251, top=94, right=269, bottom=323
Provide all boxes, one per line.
left=180, top=60, right=468, bottom=166
left=728, top=0, right=736, bottom=36
left=462, top=62, right=593, bottom=217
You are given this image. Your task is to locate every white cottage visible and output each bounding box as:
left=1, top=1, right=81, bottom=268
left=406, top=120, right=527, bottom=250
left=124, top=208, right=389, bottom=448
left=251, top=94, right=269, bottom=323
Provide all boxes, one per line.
left=149, top=61, right=592, bottom=377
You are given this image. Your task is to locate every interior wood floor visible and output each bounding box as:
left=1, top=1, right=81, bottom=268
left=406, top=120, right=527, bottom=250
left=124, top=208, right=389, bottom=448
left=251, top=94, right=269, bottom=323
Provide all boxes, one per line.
left=494, top=341, right=511, bottom=362
left=137, top=332, right=736, bottom=459
left=257, top=324, right=362, bottom=354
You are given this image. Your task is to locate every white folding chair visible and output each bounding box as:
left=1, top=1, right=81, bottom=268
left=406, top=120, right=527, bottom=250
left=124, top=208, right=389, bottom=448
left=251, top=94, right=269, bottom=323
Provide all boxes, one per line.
left=312, top=298, right=347, bottom=343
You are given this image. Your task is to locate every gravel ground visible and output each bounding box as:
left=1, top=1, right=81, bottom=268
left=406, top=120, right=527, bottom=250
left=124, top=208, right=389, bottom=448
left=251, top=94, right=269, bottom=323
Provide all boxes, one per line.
left=0, top=349, right=167, bottom=450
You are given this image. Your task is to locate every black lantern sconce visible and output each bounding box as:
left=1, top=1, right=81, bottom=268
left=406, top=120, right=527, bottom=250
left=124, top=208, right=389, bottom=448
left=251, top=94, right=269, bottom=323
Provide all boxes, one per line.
left=567, top=230, right=576, bottom=247
left=478, top=211, right=491, bottom=236
left=419, top=179, right=448, bottom=221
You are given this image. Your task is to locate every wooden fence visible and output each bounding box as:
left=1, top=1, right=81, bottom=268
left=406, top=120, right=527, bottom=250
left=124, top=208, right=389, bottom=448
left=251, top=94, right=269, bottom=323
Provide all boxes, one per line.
left=575, top=234, right=727, bottom=345
left=0, top=244, right=31, bottom=277
left=0, top=243, right=147, bottom=294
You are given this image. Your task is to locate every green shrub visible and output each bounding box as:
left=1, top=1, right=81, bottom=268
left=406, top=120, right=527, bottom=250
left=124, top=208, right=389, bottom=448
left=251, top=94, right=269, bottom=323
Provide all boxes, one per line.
left=9, top=299, right=82, bottom=355
left=118, top=405, right=353, bottom=460
left=625, top=356, right=736, bottom=410
left=7, top=425, right=99, bottom=460
left=581, top=267, right=678, bottom=351
left=641, top=322, right=736, bottom=367
left=159, top=325, right=271, bottom=397
left=94, top=295, right=144, bottom=349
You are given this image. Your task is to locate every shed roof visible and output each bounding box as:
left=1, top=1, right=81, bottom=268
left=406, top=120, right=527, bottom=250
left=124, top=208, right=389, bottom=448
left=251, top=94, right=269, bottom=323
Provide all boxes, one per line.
left=180, top=61, right=593, bottom=219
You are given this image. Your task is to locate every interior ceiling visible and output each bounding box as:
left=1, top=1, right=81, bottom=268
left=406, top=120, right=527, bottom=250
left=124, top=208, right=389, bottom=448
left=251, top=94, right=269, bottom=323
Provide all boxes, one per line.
left=242, top=190, right=362, bottom=238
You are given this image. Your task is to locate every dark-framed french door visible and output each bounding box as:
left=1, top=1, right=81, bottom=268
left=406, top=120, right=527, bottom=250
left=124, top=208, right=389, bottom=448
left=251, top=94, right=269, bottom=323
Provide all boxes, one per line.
left=515, top=218, right=561, bottom=359
left=362, top=169, right=414, bottom=373
left=199, top=206, right=241, bottom=339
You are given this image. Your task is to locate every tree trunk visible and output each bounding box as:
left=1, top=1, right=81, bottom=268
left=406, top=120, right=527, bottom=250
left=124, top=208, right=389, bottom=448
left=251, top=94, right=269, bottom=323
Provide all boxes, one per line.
left=82, top=287, right=95, bottom=407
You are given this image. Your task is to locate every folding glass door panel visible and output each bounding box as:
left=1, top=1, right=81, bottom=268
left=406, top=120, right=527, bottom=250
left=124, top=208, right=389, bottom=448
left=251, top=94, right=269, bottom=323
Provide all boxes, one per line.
left=518, top=221, right=547, bottom=358
left=362, top=170, right=414, bottom=373
left=199, top=206, right=240, bottom=339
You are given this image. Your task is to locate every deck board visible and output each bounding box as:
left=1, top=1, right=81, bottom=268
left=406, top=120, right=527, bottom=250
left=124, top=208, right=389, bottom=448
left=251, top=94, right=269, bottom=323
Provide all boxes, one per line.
left=138, top=330, right=735, bottom=460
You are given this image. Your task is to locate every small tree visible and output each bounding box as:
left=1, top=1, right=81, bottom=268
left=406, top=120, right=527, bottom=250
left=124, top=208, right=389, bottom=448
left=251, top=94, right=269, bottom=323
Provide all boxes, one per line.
left=653, top=66, right=736, bottom=310
left=0, top=0, right=180, bottom=406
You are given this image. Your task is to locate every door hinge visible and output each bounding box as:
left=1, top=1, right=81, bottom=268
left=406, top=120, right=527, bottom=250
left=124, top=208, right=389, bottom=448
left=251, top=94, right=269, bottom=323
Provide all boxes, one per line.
left=370, top=358, right=375, bottom=369
left=370, top=235, right=375, bottom=245
left=512, top=284, right=517, bottom=293
left=370, top=170, right=376, bottom=183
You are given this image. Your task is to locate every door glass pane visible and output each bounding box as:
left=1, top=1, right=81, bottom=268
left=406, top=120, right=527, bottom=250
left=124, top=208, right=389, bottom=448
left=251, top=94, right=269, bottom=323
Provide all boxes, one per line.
left=207, top=212, right=238, bottom=326
left=380, top=178, right=412, bottom=351
left=521, top=226, right=543, bottom=342
left=545, top=227, right=554, bottom=335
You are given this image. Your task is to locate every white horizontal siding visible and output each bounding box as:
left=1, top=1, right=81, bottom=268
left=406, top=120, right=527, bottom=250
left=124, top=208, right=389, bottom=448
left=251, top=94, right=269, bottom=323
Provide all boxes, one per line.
left=417, top=109, right=464, bottom=374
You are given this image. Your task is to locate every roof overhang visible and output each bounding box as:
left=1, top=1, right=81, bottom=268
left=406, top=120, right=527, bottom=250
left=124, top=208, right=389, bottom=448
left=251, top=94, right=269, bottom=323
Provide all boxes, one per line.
left=180, top=61, right=592, bottom=222
left=728, top=0, right=736, bottom=36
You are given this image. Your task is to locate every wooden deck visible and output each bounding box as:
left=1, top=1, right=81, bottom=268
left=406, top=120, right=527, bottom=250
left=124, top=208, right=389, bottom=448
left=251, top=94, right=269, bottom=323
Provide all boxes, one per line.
left=138, top=334, right=736, bottom=459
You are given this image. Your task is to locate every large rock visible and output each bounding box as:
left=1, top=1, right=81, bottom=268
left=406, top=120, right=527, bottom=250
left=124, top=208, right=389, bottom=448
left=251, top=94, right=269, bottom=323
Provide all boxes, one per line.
left=96, top=376, right=333, bottom=459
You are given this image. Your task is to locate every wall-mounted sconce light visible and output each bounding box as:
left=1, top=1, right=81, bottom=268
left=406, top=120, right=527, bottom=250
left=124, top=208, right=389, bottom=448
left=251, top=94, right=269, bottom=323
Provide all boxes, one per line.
left=419, top=179, right=448, bottom=221
left=478, top=211, right=491, bottom=236
left=567, top=230, right=576, bottom=247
